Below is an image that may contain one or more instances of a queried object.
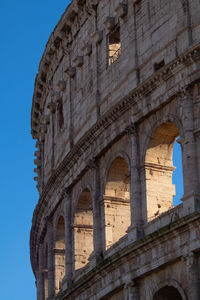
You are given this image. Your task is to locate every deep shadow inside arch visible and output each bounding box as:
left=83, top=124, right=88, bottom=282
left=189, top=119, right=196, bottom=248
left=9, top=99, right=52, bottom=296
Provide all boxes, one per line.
left=153, top=286, right=183, bottom=300
left=145, top=122, right=183, bottom=221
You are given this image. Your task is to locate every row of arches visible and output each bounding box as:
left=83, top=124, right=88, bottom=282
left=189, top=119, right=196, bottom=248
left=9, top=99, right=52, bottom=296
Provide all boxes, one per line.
left=40, top=121, right=186, bottom=298
left=52, top=156, right=132, bottom=291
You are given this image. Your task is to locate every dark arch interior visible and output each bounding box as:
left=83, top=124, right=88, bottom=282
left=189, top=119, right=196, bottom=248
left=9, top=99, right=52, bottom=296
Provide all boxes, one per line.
left=153, top=286, right=183, bottom=300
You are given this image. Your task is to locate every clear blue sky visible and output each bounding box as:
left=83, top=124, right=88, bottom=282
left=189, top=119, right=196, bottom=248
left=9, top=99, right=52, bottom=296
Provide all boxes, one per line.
left=0, top=1, right=182, bottom=300
left=0, top=1, right=71, bottom=299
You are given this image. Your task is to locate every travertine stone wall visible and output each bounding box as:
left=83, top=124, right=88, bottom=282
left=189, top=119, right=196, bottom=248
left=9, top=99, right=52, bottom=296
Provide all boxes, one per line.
left=145, top=122, right=178, bottom=220
left=74, top=189, right=94, bottom=270
left=55, top=216, right=65, bottom=294
left=30, top=0, right=200, bottom=299
left=104, top=157, right=131, bottom=248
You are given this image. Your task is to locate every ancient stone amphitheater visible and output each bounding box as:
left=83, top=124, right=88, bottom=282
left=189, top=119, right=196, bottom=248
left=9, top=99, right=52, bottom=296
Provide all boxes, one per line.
left=30, top=0, right=200, bottom=299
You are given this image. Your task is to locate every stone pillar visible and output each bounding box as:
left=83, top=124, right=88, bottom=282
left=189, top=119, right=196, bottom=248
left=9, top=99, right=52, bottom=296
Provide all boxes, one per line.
left=64, top=48, right=75, bottom=150
left=185, top=252, right=200, bottom=300
left=62, top=188, right=73, bottom=289
left=36, top=270, right=39, bottom=300
left=41, top=141, right=45, bottom=189
left=132, top=1, right=140, bottom=85
left=47, top=219, right=55, bottom=300
left=47, top=101, right=56, bottom=169
left=43, top=269, right=48, bottom=300
left=126, top=124, right=144, bottom=241
left=124, top=279, right=140, bottom=300
left=92, top=4, right=100, bottom=119
left=37, top=243, right=44, bottom=300
left=88, top=158, right=104, bottom=264
left=179, top=88, right=200, bottom=214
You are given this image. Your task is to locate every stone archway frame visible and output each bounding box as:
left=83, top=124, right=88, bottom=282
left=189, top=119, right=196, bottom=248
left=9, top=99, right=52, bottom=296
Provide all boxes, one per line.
left=101, top=150, right=131, bottom=196
left=101, top=150, right=132, bottom=249
left=54, top=212, right=65, bottom=236
left=72, top=184, right=94, bottom=223
left=140, top=112, right=184, bottom=222
left=141, top=113, right=184, bottom=165
left=151, top=278, right=188, bottom=300
left=72, top=185, right=95, bottom=270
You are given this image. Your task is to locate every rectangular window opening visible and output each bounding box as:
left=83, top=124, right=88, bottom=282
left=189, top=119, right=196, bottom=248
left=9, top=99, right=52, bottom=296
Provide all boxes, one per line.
left=108, top=26, right=121, bottom=66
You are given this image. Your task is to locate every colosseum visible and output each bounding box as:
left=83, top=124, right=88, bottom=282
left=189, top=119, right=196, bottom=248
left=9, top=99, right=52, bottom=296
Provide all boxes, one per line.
left=30, top=0, right=200, bottom=299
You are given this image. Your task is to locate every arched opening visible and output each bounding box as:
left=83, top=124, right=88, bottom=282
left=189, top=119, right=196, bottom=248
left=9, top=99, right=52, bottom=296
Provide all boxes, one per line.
left=172, top=140, right=183, bottom=206
left=74, top=189, right=94, bottom=271
left=153, top=286, right=183, bottom=300
left=55, top=216, right=65, bottom=294
left=104, top=157, right=130, bottom=249
left=145, top=122, right=183, bottom=221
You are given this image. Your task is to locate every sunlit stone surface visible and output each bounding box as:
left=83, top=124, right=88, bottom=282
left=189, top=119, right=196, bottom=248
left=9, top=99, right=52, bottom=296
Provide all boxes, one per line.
left=30, top=1, right=200, bottom=299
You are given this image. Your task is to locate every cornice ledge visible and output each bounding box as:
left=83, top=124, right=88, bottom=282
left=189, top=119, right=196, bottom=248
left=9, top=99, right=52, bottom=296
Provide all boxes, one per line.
left=31, top=42, right=200, bottom=139
left=31, top=41, right=200, bottom=228
left=56, top=211, right=200, bottom=300
left=31, top=0, right=101, bottom=137
left=31, top=42, right=200, bottom=218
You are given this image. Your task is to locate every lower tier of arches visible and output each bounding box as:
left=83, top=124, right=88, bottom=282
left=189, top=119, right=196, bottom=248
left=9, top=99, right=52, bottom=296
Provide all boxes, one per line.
left=36, top=210, right=200, bottom=300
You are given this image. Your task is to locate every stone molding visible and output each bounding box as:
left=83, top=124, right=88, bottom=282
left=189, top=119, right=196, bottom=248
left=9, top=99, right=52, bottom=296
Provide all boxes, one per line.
left=55, top=212, right=200, bottom=300
left=125, top=123, right=137, bottom=136
left=30, top=44, right=200, bottom=271
left=87, top=157, right=98, bottom=169
left=31, top=41, right=200, bottom=140
left=31, top=0, right=200, bottom=138
left=31, top=0, right=101, bottom=138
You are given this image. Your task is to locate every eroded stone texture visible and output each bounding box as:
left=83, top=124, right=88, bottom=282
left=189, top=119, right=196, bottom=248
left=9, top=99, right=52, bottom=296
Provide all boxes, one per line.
left=30, top=0, right=200, bottom=299
left=74, top=189, right=94, bottom=270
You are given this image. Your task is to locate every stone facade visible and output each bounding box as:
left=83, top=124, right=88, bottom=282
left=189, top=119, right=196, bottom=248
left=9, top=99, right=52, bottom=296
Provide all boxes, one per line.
left=30, top=0, right=200, bottom=299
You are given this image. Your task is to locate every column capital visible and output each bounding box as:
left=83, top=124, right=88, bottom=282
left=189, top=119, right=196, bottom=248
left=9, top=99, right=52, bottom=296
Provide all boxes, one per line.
left=178, top=85, right=193, bottom=101
left=62, top=187, right=72, bottom=199
left=124, top=278, right=136, bottom=289
left=87, top=157, right=98, bottom=169
left=125, top=123, right=137, bottom=136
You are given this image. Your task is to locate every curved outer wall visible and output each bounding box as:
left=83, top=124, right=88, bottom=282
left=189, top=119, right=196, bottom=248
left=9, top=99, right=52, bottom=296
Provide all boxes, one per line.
left=31, top=0, right=200, bottom=299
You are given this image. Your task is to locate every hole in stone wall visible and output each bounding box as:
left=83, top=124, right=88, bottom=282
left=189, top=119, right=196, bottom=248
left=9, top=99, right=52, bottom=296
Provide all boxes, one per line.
left=57, top=99, right=64, bottom=132
left=108, top=26, right=121, bottom=66
left=154, top=60, right=165, bottom=72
